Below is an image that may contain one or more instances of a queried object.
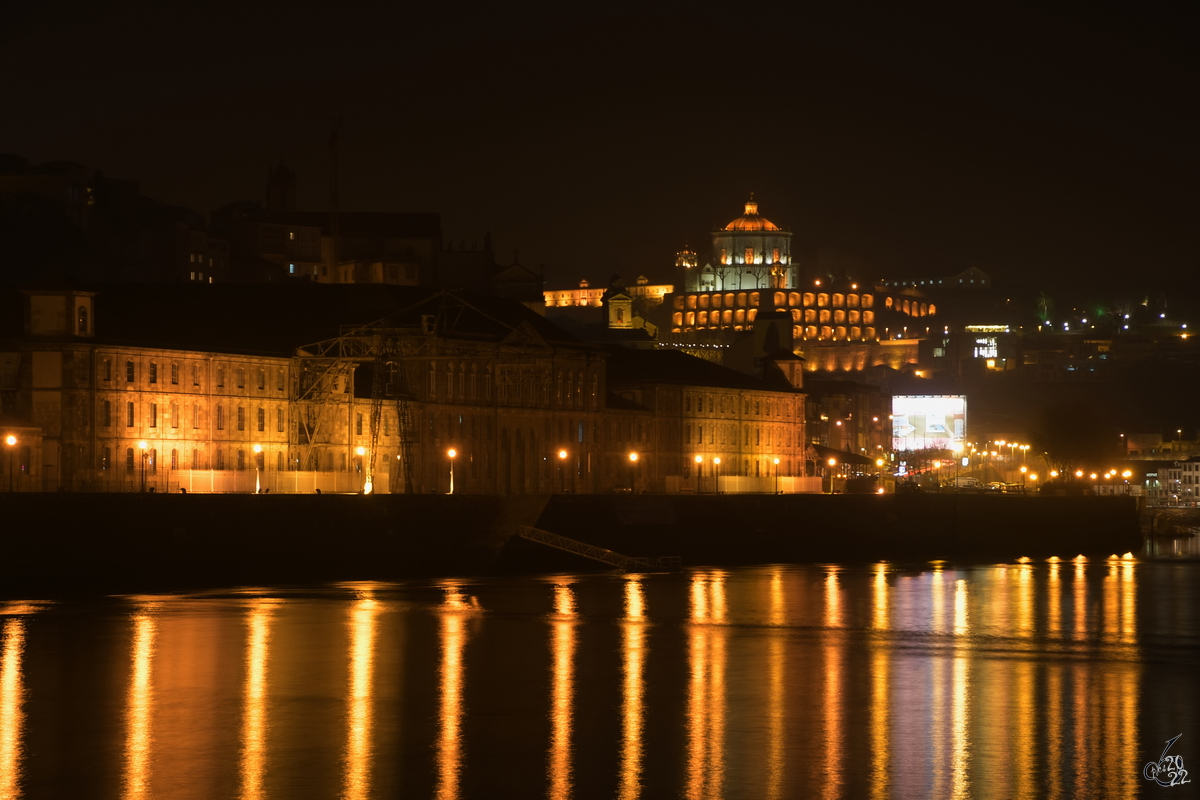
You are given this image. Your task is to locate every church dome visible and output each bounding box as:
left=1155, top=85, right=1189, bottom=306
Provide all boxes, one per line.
left=723, top=195, right=782, bottom=232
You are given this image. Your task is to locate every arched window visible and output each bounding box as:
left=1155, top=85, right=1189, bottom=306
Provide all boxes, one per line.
left=126, top=360, right=135, bottom=382
left=149, top=449, right=157, bottom=473
left=170, top=449, right=178, bottom=470
left=170, top=402, right=179, bottom=428
left=237, top=368, right=245, bottom=389
left=237, top=406, right=245, bottom=431
left=193, top=363, right=200, bottom=386
left=237, top=449, right=245, bottom=470
left=101, top=446, right=111, bottom=470
left=257, top=407, right=265, bottom=432
left=77, top=305, right=88, bottom=335
left=102, top=400, right=111, bottom=427
left=276, top=451, right=284, bottom=471
left=126, top=447, right=134, bottom=471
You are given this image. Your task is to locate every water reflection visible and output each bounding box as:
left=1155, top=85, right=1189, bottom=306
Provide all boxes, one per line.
left=548, top=583, right=577, bottom=800
left=618, top=578, right=646, bottom=800
left=436, top=584, right=473, bottom=800
left=343, top=590, right=380, bottom=800
left=0, top=557, right=1179, bottom=799
left=1, top=603, right=41, bottom=800
left=123, top=601, right=159, bottom=800
left=686, top=571, right=727, bottom=799
left=821, top=569, right=843, bottom=800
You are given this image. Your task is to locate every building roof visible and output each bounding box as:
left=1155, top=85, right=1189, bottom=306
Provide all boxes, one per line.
left=1, top=284, right=584, bottom=358
left=721, top=196, right=783, bottom=232
left=606, top=347, right=799, bottom=393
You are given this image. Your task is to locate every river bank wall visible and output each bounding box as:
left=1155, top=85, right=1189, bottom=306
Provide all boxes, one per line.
left=508, top=493, right=1144, bottom=570
left=1, top=492, right=1143, bottom=596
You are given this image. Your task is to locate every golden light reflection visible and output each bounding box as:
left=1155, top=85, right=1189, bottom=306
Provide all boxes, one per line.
left=950, top=649, right=970, bottom=799
left=869, top=644, right=890, bottom=799
left=1048, top=559, right=1062, bottom=636
left=1046, top=664, right=1063, bottom=799
left=239, top=599, right=277, bottom=800
left=1103, top=561, right=1120, bottom=644
left=1121, top=559, right=1136, bottom=645
left=930, top=566, right=945, bottom=634
left=953, top=579, right=968, bottom=636
left=824, top=568, right=841, bottom=628
left=1073, top=557, right=1088, bottom=641
left=619, top=578, right=646, bottom=800
left=872, top=564, right=888, bottom=631
left=436, top=585, right=472, bottom=800
left=1016, top=562, right=1034, bottom=638
left=765, top=570, right=785, bottom=799
left=1014, top=659, right=1035, bottom=798
left=821, top=631, right=843, bottom=800
left=122, top=606, right=158, bottom=800
left=548, top=583, right=577, bottom=800
left=344, top=591, right=380, bottom=800
left=686, top=572, right=727, bottom=800
left=1, top=609, right=34, bottom=800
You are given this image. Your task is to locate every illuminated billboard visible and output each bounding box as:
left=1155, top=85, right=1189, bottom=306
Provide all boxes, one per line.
left=891, top=395, right=967, bottom=452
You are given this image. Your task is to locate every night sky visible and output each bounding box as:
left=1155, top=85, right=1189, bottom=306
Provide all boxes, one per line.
left=3, top=2, right=1196, bottom=295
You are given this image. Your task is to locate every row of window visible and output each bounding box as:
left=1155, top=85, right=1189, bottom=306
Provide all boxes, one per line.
left=684, top=394, right=796, bottom=418
left=675, top=291, right=877, bottom=312
left=101, top=400, right=285, bottom=432
left=428, top=362, right=601, bottom=410
left=684, top=422, right=803, bottom=448
left=101, top=359, right=286, bottom=391
left=100, top=446, right=278, bottom=472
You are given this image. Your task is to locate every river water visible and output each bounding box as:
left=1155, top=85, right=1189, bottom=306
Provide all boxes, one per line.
left=2, top=556, right=1198, bottom=799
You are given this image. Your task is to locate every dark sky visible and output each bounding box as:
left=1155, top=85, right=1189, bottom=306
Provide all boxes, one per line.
left=3, top=1, right=1196, bottom=294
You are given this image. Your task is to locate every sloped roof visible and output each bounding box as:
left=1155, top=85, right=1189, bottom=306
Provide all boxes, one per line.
left=606, top=347, right=798, bottom=393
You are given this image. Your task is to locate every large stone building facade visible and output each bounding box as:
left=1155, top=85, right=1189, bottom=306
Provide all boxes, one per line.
left=1, top=285, right=809, bottom=494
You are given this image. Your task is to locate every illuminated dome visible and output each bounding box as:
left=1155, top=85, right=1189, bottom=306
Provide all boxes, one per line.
left=723, top=195, right=781, bottom=232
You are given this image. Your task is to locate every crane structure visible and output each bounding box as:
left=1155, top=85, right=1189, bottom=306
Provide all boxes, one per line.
left=290, top=292, right=513, bottom=493
left=293, top=326, right=424, bottom=493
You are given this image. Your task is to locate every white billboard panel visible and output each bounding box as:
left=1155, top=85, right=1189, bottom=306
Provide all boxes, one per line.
left=891, top=395, right=967, bottom=452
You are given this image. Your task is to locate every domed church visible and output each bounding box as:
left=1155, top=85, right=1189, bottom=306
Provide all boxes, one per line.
left=681, top=195, right=794, bottom=292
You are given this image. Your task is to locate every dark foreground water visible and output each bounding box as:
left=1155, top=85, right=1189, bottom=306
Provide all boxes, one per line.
left=2, top=557, right=1199, bottom=799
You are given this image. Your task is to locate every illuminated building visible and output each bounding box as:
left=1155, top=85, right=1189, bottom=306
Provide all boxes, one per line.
left=1, top=284, right=810, bottom=493
left=682, top=195, right=794, bottom=293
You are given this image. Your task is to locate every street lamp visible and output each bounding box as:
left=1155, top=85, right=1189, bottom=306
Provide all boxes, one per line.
left=694, top=454, right=703, bottom=494
left=1122, top=469, right=1132, bottom=495
left=447, top=448, right=457, bottom=494
left=138, top=440, right=148, bottom=492
left=253, top=443, right=263, bottom=493
left=713, top=457, right=721, bottom=494
left=1020, top=465, right=1027, bottom=491
left=629, top=452, right=639, bottom=493
left=827, top=457, right=837, bottom=494
left=558, top=449, right=568, bottom=493
left=4, top=434, right=15, bottom=492
left=773, top=457, right=781, bottom=494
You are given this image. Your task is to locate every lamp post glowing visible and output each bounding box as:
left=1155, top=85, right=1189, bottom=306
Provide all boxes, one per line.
left=138, top=440, right=148, bottom=492
left=773, top=457, right=781, bottom=494
left=558, top=449, right=568, bottom=493
left=629, top=452, right=639, bottom=493
left=253, top=443, right=263, bottom=494
left=4, top=434, right=15, bottom=492
left=713, top=457, right=721, bottom=494
left=827, top=457, right=837, bottom=494
left=694, top=454, right=703, bottom=493
left=355, top=446, right=367, bottom=493
left=1020, top=464, right=1027, bottom=491
left=447, top=448, right=456, bottom=495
